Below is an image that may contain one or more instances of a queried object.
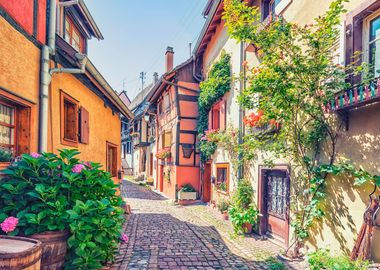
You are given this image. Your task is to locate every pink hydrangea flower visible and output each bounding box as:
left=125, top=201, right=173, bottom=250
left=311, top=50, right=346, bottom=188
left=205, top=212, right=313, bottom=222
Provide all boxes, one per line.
left=71, top=164, right=85, bottom=173
left=120, top=233, right=129, bottom=243
left=83, top=161, right=92, bottom=169
left=1, top=217, right=18, bottom=233
left=30, top=152, right=41, bottom=158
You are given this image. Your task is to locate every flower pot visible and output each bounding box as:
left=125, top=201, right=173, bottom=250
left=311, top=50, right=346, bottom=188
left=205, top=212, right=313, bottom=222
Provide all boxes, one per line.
left=0, top=235, right=42, bottom=270
left=30, top=230, right=69, bottom=270
left=178, top=191, right=197, bottom=200
left=222, top=211, right=229, bottom=220
left=242, top=223, right=253, bottom=234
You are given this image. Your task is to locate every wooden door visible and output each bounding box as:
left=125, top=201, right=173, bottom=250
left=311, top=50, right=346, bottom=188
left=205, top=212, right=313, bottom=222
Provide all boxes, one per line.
left=159, top=165, right=164, bottom=192
left=262, top=169, right=290, bottom=245
left=202, top=163, right=211, bottom=202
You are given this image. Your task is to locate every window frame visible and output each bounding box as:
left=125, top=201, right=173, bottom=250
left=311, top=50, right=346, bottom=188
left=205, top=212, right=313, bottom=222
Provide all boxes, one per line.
left=64, top=16, right=84, bottom=52
left=60, top=91, right=79, bottom=147
left=0, top=90, right=33, bottom=161
left=106, top=141, right=118, bottom=177
left=215, top=163, right=230, bottom=194
left=363, top=11, right=380, bottom=77
left=0, top=101, right=17, bottom=154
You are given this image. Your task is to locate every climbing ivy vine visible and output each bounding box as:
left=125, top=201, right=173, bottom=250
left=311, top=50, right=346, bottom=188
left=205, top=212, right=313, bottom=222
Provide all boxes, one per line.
left=223, top=0, right=375, bottom=257
left=198, top=52, right=231, bottom=162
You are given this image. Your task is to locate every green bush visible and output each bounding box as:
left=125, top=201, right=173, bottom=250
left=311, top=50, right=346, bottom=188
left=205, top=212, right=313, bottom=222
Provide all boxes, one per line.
left=0, top=149, right=124, bottom=269
left=232, top=179, right=254, bottom=208
left=217, top=198, right=230, bottom=213
left=265, top=256, right=285, bottom=270
left=180, top=184, right=196, bottom=192
left=0, top=148, right=13, bottom=162
left=228, top=180, right=259, bottom=234
left=308, top=249, right=369, bottom=270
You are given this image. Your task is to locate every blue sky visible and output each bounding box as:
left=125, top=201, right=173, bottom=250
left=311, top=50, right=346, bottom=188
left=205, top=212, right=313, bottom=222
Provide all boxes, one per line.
left=86, top=0, right=208, bottom=100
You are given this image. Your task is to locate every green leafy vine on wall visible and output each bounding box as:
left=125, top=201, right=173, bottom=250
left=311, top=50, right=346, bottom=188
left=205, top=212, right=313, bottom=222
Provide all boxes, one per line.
left=223, top=0, right=376, bottom=258
left=198, top=52, right=232, bottom=162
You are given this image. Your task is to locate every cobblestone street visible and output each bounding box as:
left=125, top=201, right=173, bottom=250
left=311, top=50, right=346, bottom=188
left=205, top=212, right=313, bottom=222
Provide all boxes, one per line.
left=112, top=180, right=303, bottom=270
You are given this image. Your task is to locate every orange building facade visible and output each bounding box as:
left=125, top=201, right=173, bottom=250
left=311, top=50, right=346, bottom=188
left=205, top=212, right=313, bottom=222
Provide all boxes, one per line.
left=0, top=0, right=132, bottom=178
left=147, top=48, right=201, bottom=200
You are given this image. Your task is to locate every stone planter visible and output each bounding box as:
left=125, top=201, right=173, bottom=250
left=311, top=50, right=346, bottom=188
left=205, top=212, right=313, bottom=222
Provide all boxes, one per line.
left=178, top=191, right=197, bottom=200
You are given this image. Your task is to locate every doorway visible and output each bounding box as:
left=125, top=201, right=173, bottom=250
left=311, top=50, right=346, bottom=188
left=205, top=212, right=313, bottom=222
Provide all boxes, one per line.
left=259, top=168, right=290, bottom=246
left=202, top=163, right=211, bottom=202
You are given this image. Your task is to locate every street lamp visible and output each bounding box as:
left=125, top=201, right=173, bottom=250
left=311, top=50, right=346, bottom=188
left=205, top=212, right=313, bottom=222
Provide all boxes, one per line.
left=144, top=114, right=150, bottom=122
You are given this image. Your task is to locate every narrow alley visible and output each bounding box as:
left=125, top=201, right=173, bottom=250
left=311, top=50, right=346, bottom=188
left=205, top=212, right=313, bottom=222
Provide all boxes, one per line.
left=112, top=181, right=302, bottom=270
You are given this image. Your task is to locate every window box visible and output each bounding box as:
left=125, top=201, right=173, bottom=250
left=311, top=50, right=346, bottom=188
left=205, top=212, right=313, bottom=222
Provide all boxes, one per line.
left=178, top=184, right=197, bottom=200
left=178, top=191, right=197, bottom=200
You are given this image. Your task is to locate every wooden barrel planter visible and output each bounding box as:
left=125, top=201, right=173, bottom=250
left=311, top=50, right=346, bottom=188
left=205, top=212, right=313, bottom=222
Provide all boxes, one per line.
left=0, top=235, right=42, bottom=270
left=30, top=230, right=69, bottom=270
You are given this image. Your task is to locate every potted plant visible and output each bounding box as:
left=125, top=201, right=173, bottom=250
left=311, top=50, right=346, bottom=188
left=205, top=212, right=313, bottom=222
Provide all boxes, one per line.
left=229, top=203, right=260, bottom=234
left=178, top=184, right=197, bottom=200
left=217, top=199, right=230, bottom=220
left=0, top=149, right=124, bottom=269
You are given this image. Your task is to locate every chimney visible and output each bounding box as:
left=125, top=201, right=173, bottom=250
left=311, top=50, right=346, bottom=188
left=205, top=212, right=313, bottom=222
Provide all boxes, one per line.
left=165, top=46, right=174, bottom=72
left=153, top=72, right=159, bottom=84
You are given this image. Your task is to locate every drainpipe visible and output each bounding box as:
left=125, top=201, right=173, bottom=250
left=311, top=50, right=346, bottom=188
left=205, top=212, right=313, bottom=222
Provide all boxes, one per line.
left=39, top=0, right=83, bottom=152
left=237, top=42, right=246, bottom=180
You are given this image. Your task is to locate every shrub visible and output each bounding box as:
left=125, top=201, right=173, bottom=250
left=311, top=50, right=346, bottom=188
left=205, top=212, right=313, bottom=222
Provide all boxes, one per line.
left=229, top=203, right=259, bottom=234
left=217, top=198, right=230, bottom=213
left=180, top=184, right=196, bottom=192
left=228, top=180, right=259, bottom=234
left=307, top=249, right=369, bottom=270
left=265, top=256, right=285, bottom=270
left=0, top=148, right=13, bottom=162
left=0, top=149, right=124, bottom=269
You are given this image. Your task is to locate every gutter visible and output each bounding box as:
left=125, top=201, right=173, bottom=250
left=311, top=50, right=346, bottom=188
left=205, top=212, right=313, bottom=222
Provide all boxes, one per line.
left=192, top=0, right=222, bottom=55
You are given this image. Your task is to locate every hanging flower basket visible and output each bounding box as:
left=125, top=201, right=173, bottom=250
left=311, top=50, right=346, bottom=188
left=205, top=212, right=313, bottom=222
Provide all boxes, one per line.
left=156, top=148, right=171, bottom=159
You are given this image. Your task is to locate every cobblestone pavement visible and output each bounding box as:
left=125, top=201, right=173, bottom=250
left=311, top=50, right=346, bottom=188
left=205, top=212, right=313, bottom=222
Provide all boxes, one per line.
left=112, top=180, right=304, bottom=270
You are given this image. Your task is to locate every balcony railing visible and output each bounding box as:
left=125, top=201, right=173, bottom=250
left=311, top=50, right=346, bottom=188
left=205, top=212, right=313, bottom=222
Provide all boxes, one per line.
left=329, top=77, right=380, bottom=111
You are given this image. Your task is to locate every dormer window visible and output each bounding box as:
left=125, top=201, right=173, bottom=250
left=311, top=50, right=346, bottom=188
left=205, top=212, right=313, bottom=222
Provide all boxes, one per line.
left=64, top=17, right=83, bottom=52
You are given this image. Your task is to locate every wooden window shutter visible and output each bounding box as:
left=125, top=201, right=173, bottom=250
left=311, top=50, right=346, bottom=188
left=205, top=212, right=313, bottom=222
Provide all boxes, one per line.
left=208, top=110, right=212, bottom=130
left=16, top=107, right=31, bottom=155
left=220, top=100, right=227, bottom=131
left=345, top=17, right=363, bottom=84
left=79, top=107, right=89, bottom=144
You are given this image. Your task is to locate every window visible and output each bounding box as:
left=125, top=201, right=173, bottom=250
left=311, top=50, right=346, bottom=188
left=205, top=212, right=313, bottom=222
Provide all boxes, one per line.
left=0, top=102, right=15, bottom=157
left=126, top=141, right=132, bottom=154
left=60, top=91, right=79, bottom=146
left=106, top=142, right=118, bottom=177
left=163, top=93, right=170, bottom=112
left=269, top=0, right=281, bottom=18
left=216, top=163, right=229, bottom=193
left=211, top=108, right=220, bottom=129
left=209, top=99, right=226, bottom=130
left=161, top=130, right=172, bottom=148
left=0, top=92, right=32, bottom=161
left=64, top=17, right=83, bottom=52
left=369, top=15, right=380, bottom=77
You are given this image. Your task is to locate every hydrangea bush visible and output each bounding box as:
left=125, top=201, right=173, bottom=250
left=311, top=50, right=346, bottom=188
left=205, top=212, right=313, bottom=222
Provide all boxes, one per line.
left=0, top=149, right=124, bottom=269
